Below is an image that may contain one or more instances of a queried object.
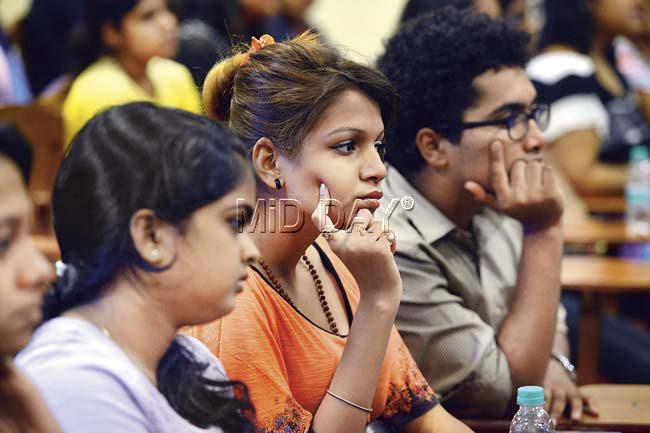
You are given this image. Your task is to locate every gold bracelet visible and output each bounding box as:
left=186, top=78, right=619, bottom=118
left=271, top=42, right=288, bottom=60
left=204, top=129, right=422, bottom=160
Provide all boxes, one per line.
left=326, top=390, right=373, bottom=414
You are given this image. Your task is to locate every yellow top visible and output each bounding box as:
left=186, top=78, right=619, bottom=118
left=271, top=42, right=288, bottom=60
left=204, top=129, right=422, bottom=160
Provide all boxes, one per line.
left=63, top=56, right=202, bottom=147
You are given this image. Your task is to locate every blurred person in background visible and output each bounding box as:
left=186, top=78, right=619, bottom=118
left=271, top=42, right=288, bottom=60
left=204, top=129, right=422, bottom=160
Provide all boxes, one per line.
left=0, top=31, right=16, bottom=104
left=500, top=0, right=528, bottom=28
left=174, top=0, right=310, bottom=87
left=0, top=0, right=34, bottom=104
left=278, top=0, right=315, bottom=37
left=0, top=126, right=60, bottom=433
left=615, top=0, right=650, bottom=123
left=173, top=0, right=285, bottom=87
left=400, top=0, right=501, bottom=22
left=174, top=16, right=228, bottom=87
left=399, top=0, right=529, bottom=28
left=530, top=0, right=650, bottom=385
left=177, top=0, right=284, bottom=45
left=62, top=0, right=201, bottom=147
left=527, top=0, right=650, bottom=195
left=20, top=0, right=84, bottom=97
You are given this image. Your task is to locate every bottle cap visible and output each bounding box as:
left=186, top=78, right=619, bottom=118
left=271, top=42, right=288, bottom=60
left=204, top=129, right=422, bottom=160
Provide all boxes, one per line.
left=630, top=146, right=649, bottom=162
left=516, top=386, right=545, bottom=406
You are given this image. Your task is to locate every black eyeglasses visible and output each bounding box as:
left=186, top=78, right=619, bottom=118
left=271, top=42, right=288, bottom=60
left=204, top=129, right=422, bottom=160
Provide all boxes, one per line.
left=436, top=104, right=550, bottom=142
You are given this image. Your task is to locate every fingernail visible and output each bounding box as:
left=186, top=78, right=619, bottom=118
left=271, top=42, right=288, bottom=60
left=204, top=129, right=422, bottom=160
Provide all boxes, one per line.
left=320, top=183, right=328, bottom=196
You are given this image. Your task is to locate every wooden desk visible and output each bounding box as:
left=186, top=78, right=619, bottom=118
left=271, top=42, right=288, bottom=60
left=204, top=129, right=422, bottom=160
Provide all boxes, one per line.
left=561, top=256, right=650, bottom=384
left=580, top=385, right=650, bottom=430
left=463, top=384, right=650, bottom=433
left=562, top=256, right=650, bottom=293
left=583, top=195, right=626, bottom=216
left=33, top=235, right=60, bottom=262
left=564, top=219, right=650, bottom=246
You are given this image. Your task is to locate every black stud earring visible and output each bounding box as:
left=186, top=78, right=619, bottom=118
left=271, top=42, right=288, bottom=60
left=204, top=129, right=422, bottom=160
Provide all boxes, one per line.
left=275, top=178, right=282, bottom=190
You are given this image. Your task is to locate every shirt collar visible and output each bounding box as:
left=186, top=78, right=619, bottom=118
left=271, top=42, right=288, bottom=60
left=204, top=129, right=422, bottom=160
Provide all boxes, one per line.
left=383, top=165, right=456, bottom=245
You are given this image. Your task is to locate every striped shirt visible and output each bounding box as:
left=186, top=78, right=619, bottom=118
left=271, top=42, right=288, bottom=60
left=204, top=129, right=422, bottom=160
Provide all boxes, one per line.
left=527, top=50, right=650, bottom=163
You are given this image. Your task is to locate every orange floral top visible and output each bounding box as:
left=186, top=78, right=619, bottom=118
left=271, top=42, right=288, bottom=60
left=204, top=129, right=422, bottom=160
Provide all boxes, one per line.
left=187, top=238, right=437, bottom=433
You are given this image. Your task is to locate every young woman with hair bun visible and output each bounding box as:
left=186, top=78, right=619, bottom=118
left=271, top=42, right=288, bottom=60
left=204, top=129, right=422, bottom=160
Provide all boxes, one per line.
left=191, top=32, right=473, bottom=433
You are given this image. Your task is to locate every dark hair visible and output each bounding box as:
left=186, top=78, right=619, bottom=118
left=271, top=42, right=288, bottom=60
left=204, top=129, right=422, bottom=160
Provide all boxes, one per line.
left=177, top=0, right=275, bottom=45
left=537, top=0, right=593, bottom=54
left=378, top=7, right=530, bottom=176
left=499, top=0, right=515, bottom=12
left=0, top=124, right=32, bottom=183
left=203, top=32, right=396, bottom=159
left=46, top=102, right=255, bottom=432
left=72, top=0, right=139, bottom=73
left=400, top=0, right=473, bottom=23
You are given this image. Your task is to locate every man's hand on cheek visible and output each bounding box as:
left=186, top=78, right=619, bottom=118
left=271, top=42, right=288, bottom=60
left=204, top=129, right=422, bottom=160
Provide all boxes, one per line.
left=464, top=140, right=564, bottom=232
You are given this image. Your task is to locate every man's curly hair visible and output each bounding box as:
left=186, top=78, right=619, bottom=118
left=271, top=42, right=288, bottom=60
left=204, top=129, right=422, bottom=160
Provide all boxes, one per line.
left=377, top=7, right=530, bottom=176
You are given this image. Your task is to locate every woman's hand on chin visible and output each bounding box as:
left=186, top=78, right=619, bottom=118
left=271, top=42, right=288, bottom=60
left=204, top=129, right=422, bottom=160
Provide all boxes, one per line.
left=312, top=183, right=402, bottom=306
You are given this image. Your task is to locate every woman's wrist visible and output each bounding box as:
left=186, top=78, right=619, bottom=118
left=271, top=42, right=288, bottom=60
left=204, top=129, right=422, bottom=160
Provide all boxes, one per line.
left=358, top=287, right=402, bottom=316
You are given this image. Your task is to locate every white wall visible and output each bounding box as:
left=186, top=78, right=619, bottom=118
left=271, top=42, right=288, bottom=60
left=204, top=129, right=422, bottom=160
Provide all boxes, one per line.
left=306, top=0, right=408, bottom=64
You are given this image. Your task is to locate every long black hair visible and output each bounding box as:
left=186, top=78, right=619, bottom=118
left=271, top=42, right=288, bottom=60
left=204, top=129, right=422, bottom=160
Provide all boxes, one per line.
left=71, top=0, right=139, bottom=73
left=45, top=102, right=255, bottom=432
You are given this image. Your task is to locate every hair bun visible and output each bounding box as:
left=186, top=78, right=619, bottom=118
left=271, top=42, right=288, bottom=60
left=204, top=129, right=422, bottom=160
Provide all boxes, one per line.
left=202, top=52, right=248, bottom=121
left=203, top=34, right=276, bottom=121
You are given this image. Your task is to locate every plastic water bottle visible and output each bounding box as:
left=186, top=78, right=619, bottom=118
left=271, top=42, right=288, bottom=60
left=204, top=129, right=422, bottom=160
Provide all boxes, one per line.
left=509, top=386, right=555, bottom=433
left=625, top=146, right=650, bottom=238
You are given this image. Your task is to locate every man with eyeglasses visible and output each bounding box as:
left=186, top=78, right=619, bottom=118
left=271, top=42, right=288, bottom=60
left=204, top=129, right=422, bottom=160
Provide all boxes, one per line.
left=377, top=8, right=595, bottom=422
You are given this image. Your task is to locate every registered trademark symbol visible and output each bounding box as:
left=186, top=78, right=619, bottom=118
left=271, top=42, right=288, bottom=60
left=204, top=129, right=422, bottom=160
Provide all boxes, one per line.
left=401, top=195, right=414, bottom=210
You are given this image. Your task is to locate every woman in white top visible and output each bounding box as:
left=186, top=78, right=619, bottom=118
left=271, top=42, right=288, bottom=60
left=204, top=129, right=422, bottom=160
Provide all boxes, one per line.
left=527, top=0, right=649, bottom=195
left=17, top=102, right=260, bottom=433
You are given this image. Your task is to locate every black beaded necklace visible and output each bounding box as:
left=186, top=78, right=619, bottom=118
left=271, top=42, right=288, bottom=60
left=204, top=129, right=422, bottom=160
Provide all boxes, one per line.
left=258, top=254, right=339, bottom=334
